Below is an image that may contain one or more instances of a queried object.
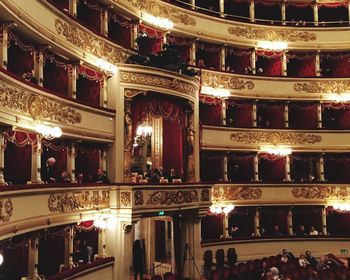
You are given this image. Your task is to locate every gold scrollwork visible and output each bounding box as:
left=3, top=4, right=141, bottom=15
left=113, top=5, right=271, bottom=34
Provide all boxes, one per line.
left=55, top=19, right=129, bottom=64
left=294, top=81, right=350, bottom=94
left=201, top=71, right=254, bottom=90
left=292, top=186, right=350, bottom=200
left=228, top=26, right=316, bottom=42
left=231, top=132, right=322, bottom=145
left=0, top=80, right=81, bottom=124
left=201, top=189, right=210, bottom=202
left=48, top=190, right=110, bottom=213
left=134, top=190, right=144, bottom=206
left=120, top=191, right=132, bottom=207
left=212, top=186, right=262, bottom=201
left=146, top=190, right=199, bottom=205
left=0, top=199, right=13, bottom=222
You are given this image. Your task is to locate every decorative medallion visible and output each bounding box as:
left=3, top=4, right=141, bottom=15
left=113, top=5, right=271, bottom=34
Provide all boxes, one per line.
left=230, top=132, right=322, bottom=145
left=0, top=81, right=81, bottom=124
left=120, top=71, right=197, bottom=97
left=48, top=190, right=109, bottom=213
left=201, top=71, right=254, bottom=90
left=146, top=190, right=199, bottom=205
left=212, top=186, right=262, bottom=201
left=134, top=190, right=144, bottom=206
left=120, top=191, right=131, bottom=207
left=0, top=199, right=13, bottom=222
left=122, top=0, right=196, bottom=26
left=294, top=81, right=350, bottom=94
left=55, top=19, right=129, bottom=64
left=292, top=186, right=350, bottom=200
left=228, top=26, right=316, bottom=42
left=201, top=189, right=210, bottom=202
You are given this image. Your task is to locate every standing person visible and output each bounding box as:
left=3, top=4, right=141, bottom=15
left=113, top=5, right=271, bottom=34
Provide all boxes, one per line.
left=133, top=240, right=144, bottom=280
left=42, top=157, right=56, bottom=183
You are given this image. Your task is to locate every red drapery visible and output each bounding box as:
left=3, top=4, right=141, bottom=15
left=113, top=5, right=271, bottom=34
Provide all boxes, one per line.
left=324, top=154, right=350, bottom=182
left=200, top=151, right=224, bottom=181
left=227, top=153, right=254, bottom=181
left=138, top=24, right=163, bottom=54
left=196, top=42, right=221, bottom=70
left=108, top=13, right=132, bottom=49
left=259, top=154, right=286, bottom=182
left=285, top=2, right=314, bottom=22
left=318, top=3, right=348, bottom=23
left=257, top=103, right=285, bottom=128
left=76, top=66, right=103, bottom=107
left=228, top=207, right=255, bottom=237
left=167, top=35, right=192, bottom=63
left=225, top=48, right=252, bottom=74
left=199, top=100, right=222, bottom=126
left=292, top=206, right=323, bottom=234
left=322, top=103, right=350, bottom=129
left=41, top=139, right=68, bottom=180
left=321, top=52, right=350, bottom=77
left=50, top=0, right=69, bottom=10
left=224, top=0, right=250, bottom=19
left=196, top=0, right=220, bottom=12
left=201, top=214, right=224, bottom=240
left=290, top=153, right=319, bottom=182
left=256, top=50, right=283, bottom=76
left=75, top=144, right=100, bottom=182
left=289, top=103, right=318, bottom=129
left=155, top=220, right=167, bottom=261
left=327, top=210, right=350, bottom=235
left=77, top=0, right=102, bottom=34
left=3, top=239, right=29, bottom=280
left=226, top=100, right=253, bottom=127
left=259, top=207, right=288, bottom=236
left=287, top=52, right=316, bottom=77
left=75, top=229, right=99, bottom=256
left=255, top=0, right=282, bottom=21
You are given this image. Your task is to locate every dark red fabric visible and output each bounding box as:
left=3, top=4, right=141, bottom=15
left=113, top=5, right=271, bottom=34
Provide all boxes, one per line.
left=290, top=153, right=318, bottom=182
left=226, top=101, right=253, bottom=127
left=196, top=42, right=221, bottom=70
left=287, top=53, right=316, bottom=77
left=318, top=5, right=348, bottom=23
left=199, top=102, right=222, bottom=126
left=201, top=214, right=223, bottom=240
left=255, top=1, right=282, bottom=21
left=43, top=61, right=69, bottom=96
left=229, top=207, right=255, bottom=237
left=2, top=240, right=29, bottom=280
left=138, top=36, right=162, bottom=54
left=155, top=220, right=167, bottom=261
left=108, top=15, right=131, bottom=49
left=259, top=207, right=288, bottom=235
left=51, top=0, right=69, bottom=10
left=4, top=142, right=32, bottom=185
left=292, top=206, right=323, bottom=234
left=327, top=210, right=350, bottom=235
left=321, top=53, right=350, bottom=77
left=75, top=148, right=100, bottom=182
left=224, top=0, right=250, bottom=19
left=76, top=76, right=101, bottom=107
left=285, top=3, right=314, bottom=22
left=256, top=55, right=282, bottom=76
left=75, top=230, right=99, bottom=256
left=77, top=0, right=101, bottom=34
left=167, top=35, right=192, bottom=63
left=225, top=48, right=252, bottom=74
left=196, top=0, right=219, bottom=12
left=139, top=24, right=163, bottom=39
left=257, top=103, right=285, bottom=128
left=324, top=154, right=350, bottom=182
left=7, top=43, right=34, bottom=77
left=41, top=144, right=67, bottom=180
left=200, top=152, right=223, bottom=181
left=289, top=103, right=318, bottom=129
left=259, top=154, right=286, bottom=182
left=228, top=153, right=254, bottom=181
left=323, top=104, right=350, bottom=129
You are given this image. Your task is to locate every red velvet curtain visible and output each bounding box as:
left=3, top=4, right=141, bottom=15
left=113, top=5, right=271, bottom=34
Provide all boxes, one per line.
left=196, top=0, right=220, bottom=12
left=224, top=0, right=250, bottom=19
left=108, top=13, right=132, bottom=49
left=290, top=153, right=319, bottom=182
left=75, top=145, right=100, bottom=182
left=321, top=52, right=350, bottom=77
left=76, top=66, right=103, bottom=107
left=323, top=103, right=350, bottom=129
left=256, top=50, right=283, bottom=76
left=50, top=0, right=69, bottom=11
left=292, top=206, right=323, bottom=234
left=324, top=153, right=350, bottom=182
left=196, top=42, right=221, bottom=70
left=257, top=103, right=285, bottom=128
left=327, top=210, right=350, bottom=235
left=167, top=35, right=192, bottom=63
left=200, top=151, right=224, bottom=181
left=75, top=230, right=99, bottom=256
left=155, top=220, right=167, bottom=261
left=285, top=2, right=314, bottom=22
left=226, top=100, right=253, bottom=127
left=228, top=153, right=254, bottom=181
left=201, top=214, right=223, bottom=240
left=287, top=52, right=316, bottom=77
left=318, top=3, right=348, bottom=24
left=259, top=207, right=288, bottom=236
left=228, top=207, right=255, bottom=237
left=289, top=103, right=318, bottom=129
left=199, top=99, right=222, bottom=126
left=259, top=154, right=286, bottom=182
left=77, top=0, right=101, bottom=34
left=41, top=140, right=68, bottom=180
left=138, top=25, right=163, bottom=54
left=255, top=0, right=282, bottom=21
left=225, top=48, right=252, bottom=74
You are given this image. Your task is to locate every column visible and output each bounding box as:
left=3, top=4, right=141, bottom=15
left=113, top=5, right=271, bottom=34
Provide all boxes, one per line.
left=163, top=32, right=168, bottom=48
left=317, top=102, right=323, bottom=128
left=315, top=51, right=321, bottom=77
left=100, top=76, right=108, bottom=108
left=68, top=65, right=77, bottom=99
left=287, top=209, right=293, bottom=236
left=249, top=0, right=255, bottom=23
left=0, top=132, right=5, bottom=185
left=319, top=153, right=325, bottom=182
left=190, top=40, right=196, bottom=66
left=251, top=49, right=256, bottom=74
left=223, top=154, right=228, bottom=182
left=222, top=99, right=226, bottom=125
left=64, top=227, right=74, bottom=266
left=131, top=22, right=139, bottom=50
left=348, top=3, right=350, bottom=26
left=252, top=102, right=257, bottom=127
left=281, top=1, right=286, bottom=25
left=284, top=103, right=289, bottom=128
left=190, top=0, right=195, bottom=9
left=219, top=0, right=225, bottom=17
left=254, top=208, right=260, bottom=236
left=101, top=8, right=109, bottom=37
left=223, top=213, right=229, bottom=237
left=313, top=2, right=319, bottom=26
left=69, top=0, right=78, bottom=17
left=27, top=237, right=39, bottom=278
left=98, top=228, right=107, bottom=256
left=99, top=149, right=108, bottom=175
left=220, top=46, right=226, bottom=71
left=67, top=143, right=76, bottom=183
left=321, top=207, right=327, bottom=235
left=31, top=136, right=42, bottom=183
left=284, top=154, right=291, bottom=182
left=0, top=23, right=14, bottom=69
left=254, top=153, right=259, bottom=181
left=282, top=51, right=288, bottom=76
left=34, top=47, right=45, bottom=87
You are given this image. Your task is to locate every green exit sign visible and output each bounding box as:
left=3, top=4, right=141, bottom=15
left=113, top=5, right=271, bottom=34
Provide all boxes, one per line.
left=340, top=249, right=348, bottom=255
left=158, top=211, right=165, bottom=216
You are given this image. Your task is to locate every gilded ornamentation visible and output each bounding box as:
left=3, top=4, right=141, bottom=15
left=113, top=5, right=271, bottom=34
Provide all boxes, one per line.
left=294, top=81, right=350, bottom=94
left=123, top=0, right=196, bottom=26
left=201, top=189, right=210, bottom=202
left=146, top=190, right=199, bottom=205
left=0, top=199, right=13, bottom=222
left=55, top=19, right=129, bottom=64
left=48, top=190, right=110, bottom=213
left=134, top=190, right=144, bottom=206
left=230, top=132, right=322, bottom=145
left=120, top=71, right=197, bottom=97
left=0, top=81, right=81, bottom=124
left=124, top=89, right=146, bottom=98
left=120, top=191, right=131, bottom=207
left=212, top=186, right=262, bottom=201
left=292, top=186, right=350, bottom=200
left=228, top=26, right=316, bottom=42
left=201, top=71, right=254, bottom=90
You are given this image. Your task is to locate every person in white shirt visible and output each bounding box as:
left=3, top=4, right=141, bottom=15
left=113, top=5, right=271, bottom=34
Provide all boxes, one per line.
left=299, top=254, right=310, bottom=267
left=309, top=226, right=319, bottom=236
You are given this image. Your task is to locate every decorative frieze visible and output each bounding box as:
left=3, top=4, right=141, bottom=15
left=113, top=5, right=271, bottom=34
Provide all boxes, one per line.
left=146, top=190, right=199, bottom=206
left=0, top=199, right=13, bottom=222
left=134, top=190, right=144, bottom=206
left=212, top=186, right=262, bottom=201
left=294, top=81, right=350, bottom=94
left=120, top=191, right=131, bottom=207
left=201, top=71, right=254, bottom=90
left=292, top=186, right=350, bottom=200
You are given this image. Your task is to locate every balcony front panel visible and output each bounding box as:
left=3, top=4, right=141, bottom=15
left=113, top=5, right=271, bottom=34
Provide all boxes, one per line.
left=202, top=126, right=350, bottom=151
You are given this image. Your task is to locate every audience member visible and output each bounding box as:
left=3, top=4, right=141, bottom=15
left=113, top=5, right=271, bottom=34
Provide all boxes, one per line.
left=57, top=170, right=71, bottom=183
left=281, top=252, right=289, bottom=263
left=133, top=240, right=144, bottom=280
left=42, top=157, right=56, bottom=183
left=76, top=173, right=84, bottom=184
left=158, top=166, right=166, bottom=178
left=168, top=168, right=180, bottom=182
left=272, top=225, right=282, bottom=237
left=80, top=240, right=93, bottom=263
left=309, top=271, right=319, bottom=280
left=230, top=226, right=240, bottom=237
left=299, top=254, right=310, bottom=267
left=257, top=261, right=269, bottom=279
left=95, top=168, right=108, bottom=183
left=316, top=256, right=330, bottom=271
left=305, top=251, right=318, bottom=267
left=309, top=226, right=319, bottom=236
left=150, top=168, right=160, bottom=183
left=296, top=225, right=308, bottom=237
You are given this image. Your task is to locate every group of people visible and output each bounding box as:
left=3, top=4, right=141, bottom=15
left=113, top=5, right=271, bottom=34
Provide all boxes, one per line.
left=42, top=157, right=109, bottom=184
left=72, top=239, right=94, bottom=264
left=136, top=164, right=181, bottom=183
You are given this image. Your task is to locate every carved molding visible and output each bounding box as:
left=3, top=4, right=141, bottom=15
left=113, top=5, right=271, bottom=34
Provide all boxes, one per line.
left=231, top=132, right=322, bottom=145
left=55, top=19, right=129, bottom=64
left=201, top=189, right=210, bottom=202
left=212, top=186, right=262, bottom=201
left=146, top=190, right=199, bottom=206
left=294, top=81, right=350, bottom=94
left=120, top=71, right=197, bottom=98
left=120, top=191, right=132, bottom=207
left=48, top=190, right=110, bottom=213
left=134, top=190, right=144, bottom=206
left=0, top=80, right=81, bottom=124
left=124, top=89, right=146, bottom=98
left=201, top=71, right=254, bottom=90
left=0, top=199, right=13, bottom=222
left=228, top=26, right=316, bottom=42
left=292, top=186, right=350, bottom=200
left=122, top=0, right=196, bottom=26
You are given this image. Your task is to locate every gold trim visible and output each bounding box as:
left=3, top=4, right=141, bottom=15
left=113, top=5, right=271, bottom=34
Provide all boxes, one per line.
left=201, top=71, right=254, bottom=90
left=120, top=191, right=132, bottom=207
left=292, top=186, right=350, bottom=200
left=146, top=190, right=199, bottom=205
left=294, top=81, right=350, bottom=94
left=212, top=186, right=262, bottom=201
left=0, top=199, right=13, bottom=222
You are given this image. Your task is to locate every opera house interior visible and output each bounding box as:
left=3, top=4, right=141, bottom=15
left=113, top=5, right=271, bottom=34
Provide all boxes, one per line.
left=3, top=0, right=350, bottom=279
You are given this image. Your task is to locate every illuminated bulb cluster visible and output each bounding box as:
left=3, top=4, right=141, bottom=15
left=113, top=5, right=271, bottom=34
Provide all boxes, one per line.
left=332, top=203, right=350, bottom=212
left=210, top=205, right=235, bottom=215
left=36, top=124, right=62, bottom=140
left=97, top=58, right=118, bottom=74
left=93, top=215, right=117, bottom=230
left=257, top=41, right=288, bottom=50
left=136, top=125, right=153, bottom=137
left=260, top=146, right=292, bottom=156
left=201, top=86, right=230, bottom=98
left=328, top=93, right=350, bottom=103
left=143, top=13, right=174, bottom=30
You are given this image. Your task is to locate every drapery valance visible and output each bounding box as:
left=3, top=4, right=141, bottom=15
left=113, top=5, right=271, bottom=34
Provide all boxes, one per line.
left=77, top=65, right=104, bottom=81
left=199, top=94, right=223, bottom=105
left=4, top=131, right=37, bottom=148
left=8, top=31, right=37, bottom=54
left=138, top=24, right=164, bottom=39
left=44, top=51, right=72, bottom=69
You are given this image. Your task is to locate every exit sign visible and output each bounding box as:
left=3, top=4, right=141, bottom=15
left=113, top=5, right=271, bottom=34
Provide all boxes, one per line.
left=340, top=249, right=348, bottom=255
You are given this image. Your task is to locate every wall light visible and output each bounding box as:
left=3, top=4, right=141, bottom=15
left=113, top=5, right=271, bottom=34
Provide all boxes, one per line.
left=94, top=214, right=117, bottom=230
left=201, top=86, right=230, bottom=98
left=328, top=93, right=350, bottom=103
left=257, top=41, right=288, bottom=50
left=35, top=124, right=62, bottom=140
left=332, top=202, right=350, bottom=212
left=97, top=58, right=118, bottom=74
left=142, top=13, right=174, bottom=30
left=260, top=146, right=292, bottom=156
left=210, top=205, right=235, bottom=215
left=0, top=253, right=3, bottom=266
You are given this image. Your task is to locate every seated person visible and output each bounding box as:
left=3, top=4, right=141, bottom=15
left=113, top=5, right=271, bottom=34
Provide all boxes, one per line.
left=316, top=256, right=330, bottom=271
left=230, top=226, right=240, bottom=237
left=76, top=173, right=84, bottom=184
left=305, top=251, right=318, bottom=267
left=309, top=226, right=319, bottom=236
left=57, top=170, right=71, bottom=183
left=295, top=225, right=308, bottom=237
left=272, top=225, right=282, bottom=237
left=298, top=254, right=310, bottom=267
left=149, top=168, right=160, bottom=183
left=281, top=252, right=289, bottom=263
left=95, top=168, right=108, bottom=183
left=168, top=168, right=180, bottom=182
left=22, top=70, right=38, bottom=84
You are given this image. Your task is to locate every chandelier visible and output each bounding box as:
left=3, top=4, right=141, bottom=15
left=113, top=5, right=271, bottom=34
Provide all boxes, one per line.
left=142, top=13, right=174, bottom=30
left=260, top=145, right=292, bottom=156
left=35, top=124, right=62, bottom=140
left=331, top=202, right=350, bottom=212
left=93, top=214, right=117, bottom=230
left=210, top=204, right=235, bottom=215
